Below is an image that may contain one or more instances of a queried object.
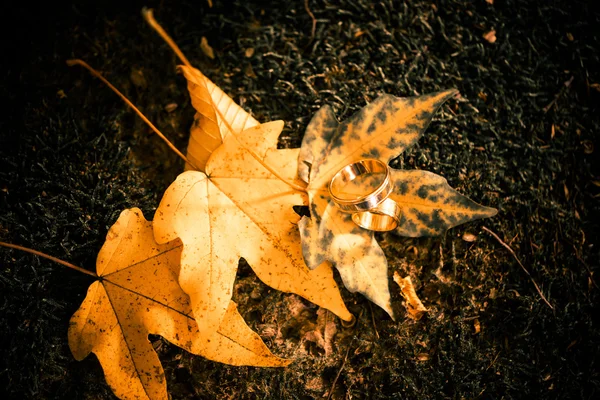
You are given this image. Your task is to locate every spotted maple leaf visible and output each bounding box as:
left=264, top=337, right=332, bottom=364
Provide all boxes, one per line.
left=297, top=90, right=497, bottom=317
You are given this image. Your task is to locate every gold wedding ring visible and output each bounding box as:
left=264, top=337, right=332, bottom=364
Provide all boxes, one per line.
left=328, top=159, right=400, bottom=231
left=352, top=198, right=401, bottom=231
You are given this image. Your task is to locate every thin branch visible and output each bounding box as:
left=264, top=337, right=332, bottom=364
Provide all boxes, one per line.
left=67, top=59, right=198, bottom=171
left=543, top=76, right=574, bottom=113
left=482, top=226, right=554, bottom=310
left=326, top=310, right=362, bottom=400
left=367, top=302, right=380, bottom=339
left=142, top=8, right=192, bottom=68
left=326, top=343, right=351, bottom=400
left=0, top=241, right=97, bottom=278
left=304, top=0, right=317, bottom=40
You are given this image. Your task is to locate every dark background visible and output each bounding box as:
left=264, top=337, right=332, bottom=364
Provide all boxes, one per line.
left=1, top=0, right=599, bottom=398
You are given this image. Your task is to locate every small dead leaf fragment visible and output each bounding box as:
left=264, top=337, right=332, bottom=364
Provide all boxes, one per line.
left=589, top=83, right=600, bottom=92
left=245, top=48, right=255, bottom=58
left=486, top=0, right=494, bottom=4
left=462, top=232, right=477, bottom=242
left=200, top=36, right=215, bottom=59
left=416, top=353, right=430, bottom=361
left=70, top=209, right=289, bottom=400
left=474, top=319, right=481, bottom=334
left=164, top=103, right=178, bottom=113
left=567, top=32, right=574, bottom=41
left=303, top=308, right=337, bottom=356
left=483, top=30, right=497, bottom=43
left=130, top=68, right=147, bottom=89
left=393, top=272, right=428, bottom=320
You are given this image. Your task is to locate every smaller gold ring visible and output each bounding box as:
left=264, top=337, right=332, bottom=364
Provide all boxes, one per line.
left=328, top=159, right=393, bottom=212
left=352, top=198, right=401, bottom=232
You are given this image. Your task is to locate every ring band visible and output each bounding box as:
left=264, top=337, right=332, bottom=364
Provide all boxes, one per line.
left=328, top=159, right=393, bottom=212
left=351, top=198, right=401, bottom=232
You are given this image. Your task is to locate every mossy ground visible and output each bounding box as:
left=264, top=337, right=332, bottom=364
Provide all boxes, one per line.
left=1, top=0, right=599, bottom=399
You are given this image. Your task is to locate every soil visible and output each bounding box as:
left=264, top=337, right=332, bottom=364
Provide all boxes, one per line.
left=1, top=0, right=599, bottom=399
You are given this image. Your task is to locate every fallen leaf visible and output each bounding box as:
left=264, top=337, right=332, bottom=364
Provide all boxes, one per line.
left=153, top=120, right=352, bottom=336
left=303, top=308, right=337, bottom=356
left=462, top=232, right=477, bottom=242
left=393, top=272, right=428, bottom=320
left=164, top=102, right=178, bottom=113
left=483, top=30, right=497, bottom=43
left=474, top=318, right=481, bottom=334
left=179, top=65, right=259, bottom=171
left=200, top=36, right=215, bottom=59
left=69, top=208, right=289, bottom=400
left=297, top=91, right=497, bottom=317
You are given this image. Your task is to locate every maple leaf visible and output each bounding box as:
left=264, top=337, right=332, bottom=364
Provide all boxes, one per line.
left=297, top=90, right=498, bottom=317
left=142, top=9, right=352, bottom=335
left=153, top=119, right=353, bottom=336
left=69, top=208, right=289, bottom=400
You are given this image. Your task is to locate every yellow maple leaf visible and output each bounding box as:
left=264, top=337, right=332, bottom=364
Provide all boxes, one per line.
left=153, top=120, right=352, bottom=336
left=142, top=10, right=352, bottom=333
left=298, top=91, right=497, bottom=318
left=69, top=208, right=289, bottom=400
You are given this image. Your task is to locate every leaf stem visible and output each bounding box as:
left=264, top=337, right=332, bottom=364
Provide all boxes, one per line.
left=66, top=59, right=199, bottom=171
left=0, top=241, right=98, bottom=278
left=142, top=8, right=192, bottom=68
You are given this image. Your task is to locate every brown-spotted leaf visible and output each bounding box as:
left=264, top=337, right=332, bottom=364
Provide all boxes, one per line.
left=69, top=208, right=289, bottom=400
left=153, top=121, right=352, bottom=338
left=298, top=90, right=496, bottom=318
left=179, top=65, right=259, bottom=171
left=389, top=170, right=497, bottom=236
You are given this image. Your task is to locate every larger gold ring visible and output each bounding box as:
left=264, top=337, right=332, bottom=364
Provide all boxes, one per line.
left=328, top=159, right=393, bottom=212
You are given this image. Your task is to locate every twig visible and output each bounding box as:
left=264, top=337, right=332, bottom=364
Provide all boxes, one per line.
left=542, top=76, right=574, bottom=113
left=326, top=310, right=363, bottom=400
left=0, top=241, right=97, bottom=278
left=67, top=59, right=199, bottom=171
left=482, top=226, right=554, bottom=310
left=304, top=0, right=317, bottom=40
left=367, top=302, right=380, bottom=339
left=326, top=344, right=351, bottom=400
left=573, top=244, right=598, bottom=290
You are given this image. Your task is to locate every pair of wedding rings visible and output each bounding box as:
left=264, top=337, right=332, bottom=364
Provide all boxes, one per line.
left=328, top=159, right=400, bottom=232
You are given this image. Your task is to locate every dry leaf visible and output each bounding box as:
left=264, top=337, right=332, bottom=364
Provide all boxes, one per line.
left=179, top=65, right=259, bottom=170
left=200, top=36, right=215, bottom=59
left=462, top=232, right=477, bottom=242
left=303, top=308, right=337, bottom=356
left=483, top=30, right=497, bottom=43
left=69, top=209, right=288, bottom=400
left=153, top=120, right=352, bottom=336
left=297, top=91, right=497, bottom=317
left=393, top=272, right=428, bottom=320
